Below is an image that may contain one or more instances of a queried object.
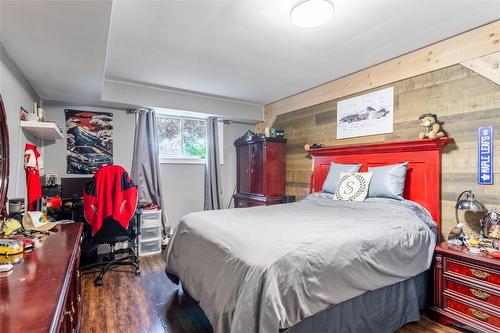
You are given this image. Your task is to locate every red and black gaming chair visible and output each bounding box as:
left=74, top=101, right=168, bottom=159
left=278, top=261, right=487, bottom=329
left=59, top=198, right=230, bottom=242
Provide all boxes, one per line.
left=80, top=165, right=142, bottom=286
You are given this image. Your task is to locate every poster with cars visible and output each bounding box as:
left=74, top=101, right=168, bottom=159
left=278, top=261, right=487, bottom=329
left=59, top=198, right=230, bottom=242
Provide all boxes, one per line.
left=65, top=109, right=113, bottom=174
left=336, top=87, right=394, bottom=139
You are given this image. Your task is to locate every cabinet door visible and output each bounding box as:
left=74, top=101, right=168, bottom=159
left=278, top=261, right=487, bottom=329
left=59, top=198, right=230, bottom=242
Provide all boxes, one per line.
left=249, top=143, right=264, bottom=195
left=237, top=144, right=250, bottom=194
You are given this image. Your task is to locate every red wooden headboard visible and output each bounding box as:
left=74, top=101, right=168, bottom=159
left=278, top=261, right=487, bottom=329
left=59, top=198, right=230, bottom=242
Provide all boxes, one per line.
left=308, top=137, right=453, bottom=230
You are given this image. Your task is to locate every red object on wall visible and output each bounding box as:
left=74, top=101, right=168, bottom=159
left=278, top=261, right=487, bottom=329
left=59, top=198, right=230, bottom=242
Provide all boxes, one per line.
left=24, top=143, right=42, bottom=211
left=307, top=137, right=453, bottom=231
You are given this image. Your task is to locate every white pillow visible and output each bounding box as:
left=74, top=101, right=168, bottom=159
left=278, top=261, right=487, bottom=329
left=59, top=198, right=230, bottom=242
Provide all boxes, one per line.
left=335, top=172, right=373, bottom=201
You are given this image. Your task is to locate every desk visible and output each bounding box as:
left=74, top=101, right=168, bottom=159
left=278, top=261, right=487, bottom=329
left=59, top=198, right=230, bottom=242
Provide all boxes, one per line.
left=0, top=223, right=83, bottom=333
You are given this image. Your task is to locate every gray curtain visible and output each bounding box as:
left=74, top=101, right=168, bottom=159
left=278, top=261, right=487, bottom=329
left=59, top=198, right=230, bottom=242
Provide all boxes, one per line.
left=131, top=108, right=170, bottom=234
left=204, top=117, right=222, bottom=210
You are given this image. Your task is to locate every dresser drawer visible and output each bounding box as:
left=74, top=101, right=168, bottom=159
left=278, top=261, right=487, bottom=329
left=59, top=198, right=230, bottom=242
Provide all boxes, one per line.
left=141, top=210, right=162, bottom=228
left=140, top=225, right=161, bottom=241
left=445, top=278, right=500, bottom=307
left=445, top=258, right=500, bottom=285
left=139, top=238, right=162, bottom=256
left=445, top=296, right=500, bottom=329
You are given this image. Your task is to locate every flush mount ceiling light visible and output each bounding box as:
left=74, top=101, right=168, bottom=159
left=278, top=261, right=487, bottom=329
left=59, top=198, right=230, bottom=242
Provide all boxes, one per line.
left=290, top=0, right=334, bottom=28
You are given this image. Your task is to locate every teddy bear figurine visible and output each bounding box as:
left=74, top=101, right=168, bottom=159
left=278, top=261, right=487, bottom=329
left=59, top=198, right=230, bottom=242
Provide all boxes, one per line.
left=418, top=113, right=446, bottom=139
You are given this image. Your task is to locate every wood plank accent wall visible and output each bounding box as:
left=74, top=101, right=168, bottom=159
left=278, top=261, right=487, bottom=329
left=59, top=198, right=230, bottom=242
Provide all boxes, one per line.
left=273, top=64, right=500, bottom=238
left=264, top=20, right=500, bottom=124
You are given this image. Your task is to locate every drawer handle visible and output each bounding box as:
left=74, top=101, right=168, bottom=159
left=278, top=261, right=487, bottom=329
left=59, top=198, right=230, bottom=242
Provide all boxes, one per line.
left=77, top=295, right=81, bottom=304
left=470, top=288, right=490, bottom=300
left=64, top=310, right=74, bottom=323
left=470, top=308, right=491, bottom=321
left=470, top=268, right=490, bottom=280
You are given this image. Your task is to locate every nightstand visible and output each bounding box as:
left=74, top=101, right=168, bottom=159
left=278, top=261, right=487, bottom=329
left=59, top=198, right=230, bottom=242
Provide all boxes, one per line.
left=429, top=242, right=500, bottom=332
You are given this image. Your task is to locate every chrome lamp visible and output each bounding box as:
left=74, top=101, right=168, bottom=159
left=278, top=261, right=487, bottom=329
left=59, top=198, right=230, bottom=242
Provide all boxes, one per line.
left=455, top=190, right=486, bottom=226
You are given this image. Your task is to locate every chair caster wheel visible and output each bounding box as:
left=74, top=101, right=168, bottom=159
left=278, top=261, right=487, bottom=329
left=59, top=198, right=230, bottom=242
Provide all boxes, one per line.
left=135, top=269, right=141, bottom=275
left=94, top=279, right=103, bottom=286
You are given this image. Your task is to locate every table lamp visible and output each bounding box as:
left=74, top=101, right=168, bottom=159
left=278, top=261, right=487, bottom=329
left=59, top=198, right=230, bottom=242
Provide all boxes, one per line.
left=455, top=190, right=486, bottom=226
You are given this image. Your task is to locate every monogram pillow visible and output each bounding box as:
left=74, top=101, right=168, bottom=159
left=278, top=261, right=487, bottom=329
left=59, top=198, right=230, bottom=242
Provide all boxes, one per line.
left=322, top=162, right=362, bottom=194
left=335, top=172, right=373, bottom=201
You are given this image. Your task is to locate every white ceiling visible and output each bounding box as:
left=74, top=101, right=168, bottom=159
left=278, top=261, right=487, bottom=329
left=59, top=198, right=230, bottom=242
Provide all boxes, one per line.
left=1, top=0, right=499, bottom=112
left=0, top=0, right=113, bottom=104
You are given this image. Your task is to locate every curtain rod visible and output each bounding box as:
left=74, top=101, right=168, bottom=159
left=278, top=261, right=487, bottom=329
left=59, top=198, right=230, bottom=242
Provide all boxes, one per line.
left=217, top=119, right=257, bottom=126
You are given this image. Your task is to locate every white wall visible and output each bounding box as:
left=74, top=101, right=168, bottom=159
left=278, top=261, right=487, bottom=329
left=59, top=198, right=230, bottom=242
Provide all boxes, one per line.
left=43, top=104, right=135, bottom=177
left=41, top=103, right=250, bottom=229
left=161, top=122, right=251, bottom=229
left=220, top=122, right=251, bottom=208
left=0, top=45, right=39, bottom=201
left=102, top=79, right=263, bottom=123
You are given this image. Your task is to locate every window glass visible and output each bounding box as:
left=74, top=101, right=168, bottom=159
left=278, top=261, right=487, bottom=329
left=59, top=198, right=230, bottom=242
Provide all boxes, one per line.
left=157, top=115, right=206, bottom=159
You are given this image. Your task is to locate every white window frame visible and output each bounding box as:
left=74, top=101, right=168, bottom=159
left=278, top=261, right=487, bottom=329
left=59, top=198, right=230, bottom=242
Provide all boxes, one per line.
left=157, top=114, right=207, bottom=165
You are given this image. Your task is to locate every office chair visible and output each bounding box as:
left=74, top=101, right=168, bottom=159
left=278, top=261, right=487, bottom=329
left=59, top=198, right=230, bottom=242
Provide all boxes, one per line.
left=80, top=165, right=142, bottom=286
left=80, top=210, right=142, bottom=286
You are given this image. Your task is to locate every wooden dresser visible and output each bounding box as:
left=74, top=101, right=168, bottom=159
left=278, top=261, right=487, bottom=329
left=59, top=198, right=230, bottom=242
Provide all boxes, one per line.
left=430, top=242, right=500, bottom=332
left=234, top=131, right=287, bottom=207
left=0, top=223, right=83, bottom=333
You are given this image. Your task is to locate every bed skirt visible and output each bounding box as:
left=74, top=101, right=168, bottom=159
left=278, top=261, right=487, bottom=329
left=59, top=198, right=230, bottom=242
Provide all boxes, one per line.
left=283, top=270, right=430, bottom=333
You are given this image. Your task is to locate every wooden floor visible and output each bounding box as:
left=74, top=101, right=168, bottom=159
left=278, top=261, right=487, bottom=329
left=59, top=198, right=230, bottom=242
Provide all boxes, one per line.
left=81, top=255, right=464, bottom=333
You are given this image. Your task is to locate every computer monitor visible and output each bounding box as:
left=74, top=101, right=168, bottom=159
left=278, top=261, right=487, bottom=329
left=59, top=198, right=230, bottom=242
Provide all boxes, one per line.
left=61, top=177, right=92, bottom=199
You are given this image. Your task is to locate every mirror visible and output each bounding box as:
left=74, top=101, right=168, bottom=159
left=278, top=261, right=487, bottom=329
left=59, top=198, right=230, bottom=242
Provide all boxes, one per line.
left=0, top=94, right=9, bottom=218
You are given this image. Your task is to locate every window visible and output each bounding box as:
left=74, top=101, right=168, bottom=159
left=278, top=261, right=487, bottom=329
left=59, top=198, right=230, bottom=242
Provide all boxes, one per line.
left=157, top=115, right=207, bottom=163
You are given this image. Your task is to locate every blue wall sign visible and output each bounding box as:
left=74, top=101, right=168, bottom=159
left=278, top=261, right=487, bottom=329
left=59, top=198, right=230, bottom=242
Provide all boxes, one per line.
left=478, top=126, right=494, bottom=185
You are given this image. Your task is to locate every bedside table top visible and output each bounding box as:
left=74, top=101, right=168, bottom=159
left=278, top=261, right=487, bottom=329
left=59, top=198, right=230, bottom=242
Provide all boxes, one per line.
left=435, top=241, right=500, bottom=270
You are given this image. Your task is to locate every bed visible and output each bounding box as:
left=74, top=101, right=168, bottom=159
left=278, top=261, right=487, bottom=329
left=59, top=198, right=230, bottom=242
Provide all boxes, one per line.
left=164, top=137, right=453, bottom=333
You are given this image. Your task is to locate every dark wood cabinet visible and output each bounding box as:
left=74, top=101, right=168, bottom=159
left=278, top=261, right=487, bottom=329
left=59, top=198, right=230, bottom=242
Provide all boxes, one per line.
left=0, top=223, right=83, bottom=333
left=234, top=132, right=287, bottom=207
left=429, top=242, right=500, bottom=333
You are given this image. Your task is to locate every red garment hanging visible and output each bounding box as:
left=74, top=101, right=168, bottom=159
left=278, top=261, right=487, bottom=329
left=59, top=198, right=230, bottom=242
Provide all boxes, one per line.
left=24, top=143, right=42, bottom=211
left=83, top=165, right=138, bottom=236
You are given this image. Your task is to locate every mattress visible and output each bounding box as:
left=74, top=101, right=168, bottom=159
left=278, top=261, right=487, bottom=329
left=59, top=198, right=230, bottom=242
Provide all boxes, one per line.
left=164, top=196, right=437, bottom=333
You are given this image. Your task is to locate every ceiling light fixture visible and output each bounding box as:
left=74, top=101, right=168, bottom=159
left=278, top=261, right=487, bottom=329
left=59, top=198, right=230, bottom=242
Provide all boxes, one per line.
left=290, top=0, right=334, bottom=28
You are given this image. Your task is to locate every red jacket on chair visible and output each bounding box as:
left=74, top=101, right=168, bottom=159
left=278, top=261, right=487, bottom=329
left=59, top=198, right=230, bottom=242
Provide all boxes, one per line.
left=83, top=165, right=138, bottom=236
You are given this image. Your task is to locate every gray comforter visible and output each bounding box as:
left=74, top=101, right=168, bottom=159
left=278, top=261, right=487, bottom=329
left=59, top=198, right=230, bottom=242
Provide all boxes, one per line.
left=164, top=196, right=437, bottom=333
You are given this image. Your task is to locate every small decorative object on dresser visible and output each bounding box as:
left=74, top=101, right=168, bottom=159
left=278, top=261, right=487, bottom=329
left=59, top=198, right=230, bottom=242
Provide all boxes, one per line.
left=455, top=190, right=486, bottom=226
left=234, top=130, right=288, bottom=207
left=418, top=113, right=446, bottom=139
left=447, top=223, right=465, bottom=245
left=482, top=208, right=500, bottom=240
left=430, top=242, right=500, bottom=333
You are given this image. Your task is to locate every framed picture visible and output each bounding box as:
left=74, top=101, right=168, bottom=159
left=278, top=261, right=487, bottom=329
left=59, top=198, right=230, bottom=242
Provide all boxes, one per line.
left=65, top=109, right=113, bottom=174
left=336, top=87, right=394, bottom=139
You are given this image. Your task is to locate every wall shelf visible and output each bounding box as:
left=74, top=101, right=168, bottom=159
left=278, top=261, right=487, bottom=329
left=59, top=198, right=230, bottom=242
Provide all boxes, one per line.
left=20, top=121, right=63, bottom=140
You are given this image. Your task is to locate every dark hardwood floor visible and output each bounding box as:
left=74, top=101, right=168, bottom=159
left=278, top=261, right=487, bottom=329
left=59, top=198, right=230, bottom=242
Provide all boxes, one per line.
left=81, top=254, right=463, bottom=333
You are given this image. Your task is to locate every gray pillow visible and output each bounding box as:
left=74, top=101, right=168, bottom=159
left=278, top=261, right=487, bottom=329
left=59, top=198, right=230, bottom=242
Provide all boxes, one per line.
left=322, top=162, right=361, bottom=194
left=368, top=162, right=408, bottom=200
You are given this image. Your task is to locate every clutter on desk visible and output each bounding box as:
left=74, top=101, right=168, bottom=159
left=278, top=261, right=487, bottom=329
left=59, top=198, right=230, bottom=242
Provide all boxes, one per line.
left=447, top=192, right=500, bottom=258
left=0, top=210, right=54, bottom=275
left=0, top=239, right=23, bottom=256
left=22, top=211, right=57, bottom=232
left=0, top=263, right=13, bottom=273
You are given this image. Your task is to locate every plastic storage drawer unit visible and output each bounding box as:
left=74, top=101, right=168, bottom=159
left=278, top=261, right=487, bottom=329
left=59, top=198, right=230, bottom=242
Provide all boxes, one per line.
left=139, top=239, right=162, bottom=256
left=139, top=209, right=162, bottom=256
